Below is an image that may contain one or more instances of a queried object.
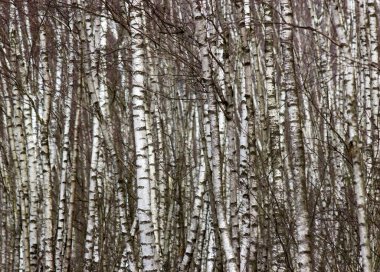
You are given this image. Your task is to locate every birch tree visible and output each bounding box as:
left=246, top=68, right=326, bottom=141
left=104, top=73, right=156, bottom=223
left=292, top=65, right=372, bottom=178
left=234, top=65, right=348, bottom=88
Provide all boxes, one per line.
left=130, top=0, right=159, bottom=270
left=331, top=1, right=373, bottom=271
left=0, top=0, right=379, bottom=271
left=280, top=0, right=313, bottom=270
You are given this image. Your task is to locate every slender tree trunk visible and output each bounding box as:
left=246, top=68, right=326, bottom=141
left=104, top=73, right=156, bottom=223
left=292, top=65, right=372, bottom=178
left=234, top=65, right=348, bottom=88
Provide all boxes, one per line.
left=280, top=0, right=313, bottom=271
left=178, top=107, right=206, bottom=271
left=331, top=2, right=373, bottom=271
left=55, top=5, right=75, bottom=269
left=62, top=102, right=81, bottom=272
left=193, top=1, right=238, bottom=270
left=130, top=0, right=159, bottom=270
left=38, top=8, right=55, bottom=270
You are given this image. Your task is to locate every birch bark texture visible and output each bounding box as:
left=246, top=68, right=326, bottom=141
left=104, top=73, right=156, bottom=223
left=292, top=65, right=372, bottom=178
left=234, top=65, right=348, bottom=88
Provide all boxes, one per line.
left=280, top=0, right=313, bottom=271
left=130, top=0, right=159, bottom=270
left=0, top=0, right=378, bottom=271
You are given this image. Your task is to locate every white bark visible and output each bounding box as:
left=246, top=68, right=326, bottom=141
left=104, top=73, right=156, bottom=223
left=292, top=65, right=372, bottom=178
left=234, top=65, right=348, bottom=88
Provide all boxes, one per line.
left=84, top=116, right=100, bottom=271
left=368, top=0, right=380, bottom=203
left=62, top=104, right=81, bottom=272
left=263, top=1, right=285, bottom=270
left=194, top=0, right=238, bottom=270
left=81, top=8, right=101, bottom=269
left=9, top=10, right=31, bottom=271
left=178, top=108, right=206, bottom=271
left=130, top=0, right=159, bottom=270
left=332, top=2, right=373, bottom=271
left=55, top=7, right=75, bottom=269
left=145, top=84, right=160, bottom=265
left=280, top=0, right=313, bottom=271
left=39, top=14, right=55, bottom=271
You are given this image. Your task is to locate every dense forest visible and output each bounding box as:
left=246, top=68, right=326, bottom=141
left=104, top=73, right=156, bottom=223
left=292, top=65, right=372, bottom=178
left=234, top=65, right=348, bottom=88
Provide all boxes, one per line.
left=0, top=0, right=379, bottom=271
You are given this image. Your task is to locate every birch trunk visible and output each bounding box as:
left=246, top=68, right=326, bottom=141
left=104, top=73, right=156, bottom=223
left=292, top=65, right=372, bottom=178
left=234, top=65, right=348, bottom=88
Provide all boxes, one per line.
left=62, top=103, right=81, bottom=272
left=368, top=0, right=380, bottom=204
left=178, top=107, right=206, bottom=271
left=130, top=0, right=159, bottom=270
left=55, top=5, right=75, bottom=269
left=193, top=1, right=238, bottom=270
left=39, top=10, right=55, bottom=270
left=280, top=0, right=313, bottom=270
left=331, top=2, right=373, bottom=271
